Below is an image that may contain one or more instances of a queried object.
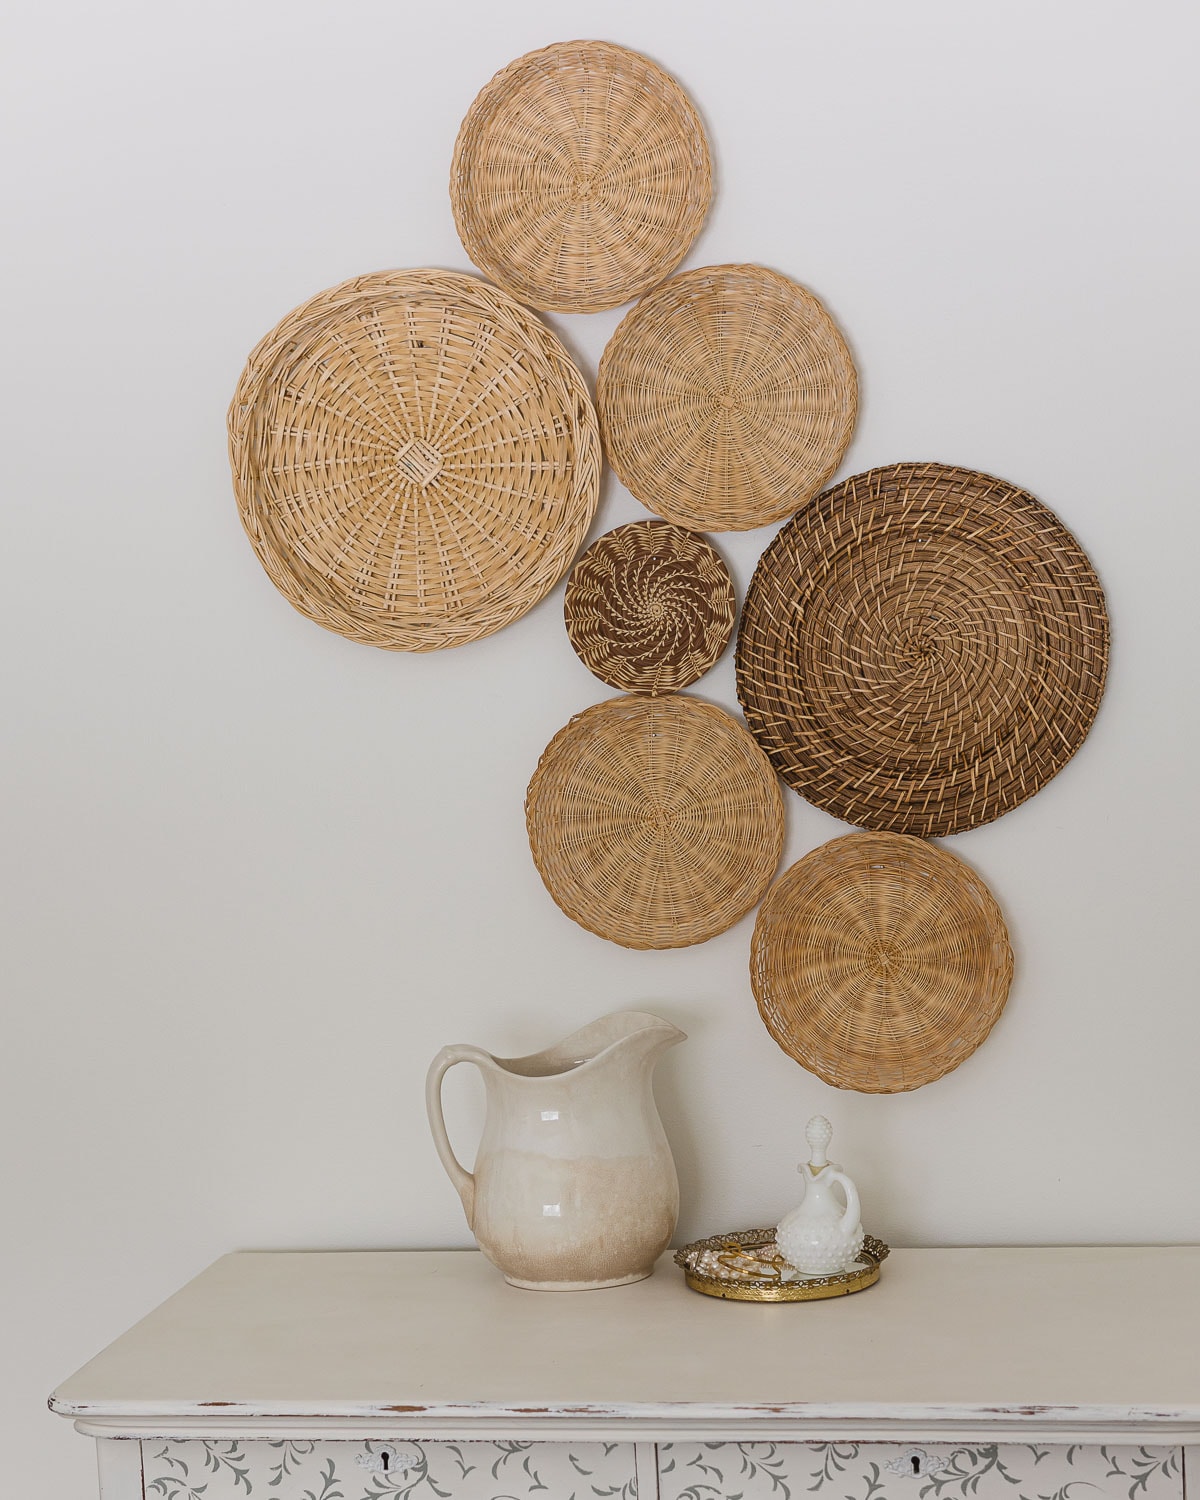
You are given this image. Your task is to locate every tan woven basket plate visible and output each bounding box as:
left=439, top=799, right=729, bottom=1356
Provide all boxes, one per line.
left=736, top=462, right=1109, bottom=834
left=597, top=265, right=858, bottom=531
left=451, top=40, right=712, bottom=313
left=526, top=695, right=784, bottom=949
left=229, top=270, right=601, bottom=651
left=564, top=520, right=735, bottom=694
left=752, top=832, right=1014, bottom=1093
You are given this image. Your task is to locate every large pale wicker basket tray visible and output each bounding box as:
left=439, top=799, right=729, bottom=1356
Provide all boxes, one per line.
left=526, top=695, right=784, bottom=949
left=736, top=462, right=1109, bottom=834
left=229, top=270, right=600, bottom=651
left=751, top=832, right=1013, bottom=1093
left=597, top=265, right=858, bottom=531
left=451, top=40, right=712, bottom=313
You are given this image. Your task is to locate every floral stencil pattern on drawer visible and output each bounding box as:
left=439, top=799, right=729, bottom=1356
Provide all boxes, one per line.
left=143, top=1438, right=638, bottom=1500
left=656, top=1444, right=1182, bottom=1500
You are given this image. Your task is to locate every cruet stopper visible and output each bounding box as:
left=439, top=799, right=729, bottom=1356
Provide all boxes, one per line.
left=774, top=1115, right=866, bottom=1278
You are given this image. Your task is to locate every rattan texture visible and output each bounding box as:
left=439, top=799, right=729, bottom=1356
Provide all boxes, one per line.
left=736, top=462, right=1109, bottom=835
left=229, top=269, right=601, bottom=651
left=751, top=832, right=1014, bottom=1093
left=597, top=265, right=858, bottom=531
left=564, top=520, right=735, bottom=694
left=451, top=40, right=712, bottom=314
left=526, top=695, right=784, bottom=949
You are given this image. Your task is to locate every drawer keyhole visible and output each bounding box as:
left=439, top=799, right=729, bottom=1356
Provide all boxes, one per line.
left=912, top=1456, right=922, bottom=1475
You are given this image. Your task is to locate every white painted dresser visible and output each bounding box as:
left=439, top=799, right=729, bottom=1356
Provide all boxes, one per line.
left=50, top=1248, right=1200, bottom=1500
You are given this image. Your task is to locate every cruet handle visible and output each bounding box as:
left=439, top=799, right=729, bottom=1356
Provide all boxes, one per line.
left=829, top=1169, right=861, bottom=1231
left=425, top=1045, right=490, bottom=1230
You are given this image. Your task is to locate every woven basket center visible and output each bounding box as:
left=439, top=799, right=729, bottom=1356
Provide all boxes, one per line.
left=395, top=437, right=443, bottom=486
left=867, top=940, right=902, bottom=976
left=570, top=173, right=596, bottom=203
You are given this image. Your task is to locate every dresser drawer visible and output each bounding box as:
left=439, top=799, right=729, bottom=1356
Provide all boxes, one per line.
left=141, top=1438, right=638, bottom=1499
left=657, top=1444, right=1183, bottom=1500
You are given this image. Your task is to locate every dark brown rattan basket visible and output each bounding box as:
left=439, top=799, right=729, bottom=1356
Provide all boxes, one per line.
left=597, top=265, right=858, bottom=531
left=526, top=695, right=784, bottom=949
left=736, top=462, right=1109, bottom=835
left=229, top=270, right=600, bottom=652
left=564, top=520, right=735, bottom=694
left=451, top=41, right=712, bottom=314
left=751, top=832, right=1014, bottom=1093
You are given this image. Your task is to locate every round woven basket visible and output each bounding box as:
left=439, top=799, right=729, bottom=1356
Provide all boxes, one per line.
left=526, top=695, right=784, bottom=949
left=736, top=462, right=1109, bottom=835
left=751, top=832, right=1014, bottom=1093
left=451, top=40, right=712, bottom=314
left=597, top=265, right=858, bottom=531
left=564, top=520, right=735, bottom=694
left=229, top=269, right=601, bottom=651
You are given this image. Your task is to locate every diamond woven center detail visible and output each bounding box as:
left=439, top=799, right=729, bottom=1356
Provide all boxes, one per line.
left=395, top=437, right=444, bottom=486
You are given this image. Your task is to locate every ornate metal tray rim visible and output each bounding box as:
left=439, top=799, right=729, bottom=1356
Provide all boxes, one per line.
left=675, top=1227, right=889, bottom=1302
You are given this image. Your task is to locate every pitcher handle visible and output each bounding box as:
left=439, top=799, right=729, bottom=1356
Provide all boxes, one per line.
left=425, top=1045, right=490, bottom=1230
left=829, top=1169, right=861, bottom=1231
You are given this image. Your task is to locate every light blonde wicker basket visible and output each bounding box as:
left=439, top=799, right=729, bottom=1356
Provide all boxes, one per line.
left=597, top=265, right=858, bottom=530
left=229, top=269, right=601, bottom=651
left=564, top=520, right=735, bottom=694
left=751, top=832, right=1014, bottom=1093
left=736, top=462, right=1109, bottom=834
left=527, top=695, right=784, bottom=949
left=451, top=40, right=712, bottom=313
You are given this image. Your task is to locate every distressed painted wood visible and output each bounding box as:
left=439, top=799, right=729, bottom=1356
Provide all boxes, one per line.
left=49, top=1248, right=1200, bottom=1444
left=48, top=1249, right=1200, bottom=1498
left=95, top=1438, right=143, bottom=1498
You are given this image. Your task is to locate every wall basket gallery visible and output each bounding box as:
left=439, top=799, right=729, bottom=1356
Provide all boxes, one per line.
left=226, top=36, right=1111, bottom=1095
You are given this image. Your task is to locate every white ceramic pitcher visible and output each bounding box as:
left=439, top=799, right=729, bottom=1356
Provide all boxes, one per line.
left=426, top=1011, right=685, bottom=1290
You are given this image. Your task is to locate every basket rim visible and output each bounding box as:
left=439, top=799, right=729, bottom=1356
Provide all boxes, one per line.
left=450, top=40, right=713, bottom=314
left=228, top=267, right=601, bottom=652
left=597, top=263, right=859, bottom=531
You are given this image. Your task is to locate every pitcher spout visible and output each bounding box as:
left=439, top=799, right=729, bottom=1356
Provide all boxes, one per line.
left=503, top=1009, right=685, bottom=1077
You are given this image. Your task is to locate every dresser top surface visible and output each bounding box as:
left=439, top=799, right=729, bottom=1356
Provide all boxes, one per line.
left=50, top=1247, right=1200, bottom=1427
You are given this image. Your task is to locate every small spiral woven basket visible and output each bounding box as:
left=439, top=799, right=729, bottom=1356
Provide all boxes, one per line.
left=451, top=40, right=712, bottom=313
left=597, top=265, right=858, bottom=531
left=564, top=520, right=735, bottom=694
left=526, top=695, right=784, bottom=949
left=736, top=462, right=1109, bottom=835
left=229, top=269, right=601, bottom=651
left=751, top=832, right=1014, bottom=1093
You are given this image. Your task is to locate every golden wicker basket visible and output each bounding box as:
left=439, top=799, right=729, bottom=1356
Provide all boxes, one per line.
left=751, top=832, right=1014, bottom=1093
left=564, top=520, right=735, bottom=694
left=229, top=270, right=600, bottom=651
left=735, top=462, right=1109, bottom=834
left=526, top=695, right=784, bottom=950
left=597, top=264, right=858, bottom=531
left=451, top=40, right=712, bottom=313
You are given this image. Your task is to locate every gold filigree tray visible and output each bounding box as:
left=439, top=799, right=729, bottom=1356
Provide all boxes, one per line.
left=675, top=1228, right=889, bottom=1302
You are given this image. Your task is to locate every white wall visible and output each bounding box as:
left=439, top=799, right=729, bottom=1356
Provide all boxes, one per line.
left=4, top=0, right=1198, bottom=1491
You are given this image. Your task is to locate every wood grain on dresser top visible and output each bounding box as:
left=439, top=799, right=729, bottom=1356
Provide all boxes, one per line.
left=49, top=1247, right=1200, bottom=1443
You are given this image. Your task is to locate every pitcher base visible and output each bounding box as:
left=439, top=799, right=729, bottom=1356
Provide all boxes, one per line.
left=503, top=1268, right=653, bottom=1291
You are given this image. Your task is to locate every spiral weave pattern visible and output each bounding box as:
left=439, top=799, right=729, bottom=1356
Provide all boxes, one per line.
left=736, top=462, right=1109, bottom=835
left=451, top=40, right=712, bottom=313
left=228, top=270, right=600, bottom=651
left=526, top=695, right=784, bottom=949
left=751, top=832, right=1014, bottom=1093
left=564, top=521, right=735, bottom=694
left=597, top=265, right=858, bottom=530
